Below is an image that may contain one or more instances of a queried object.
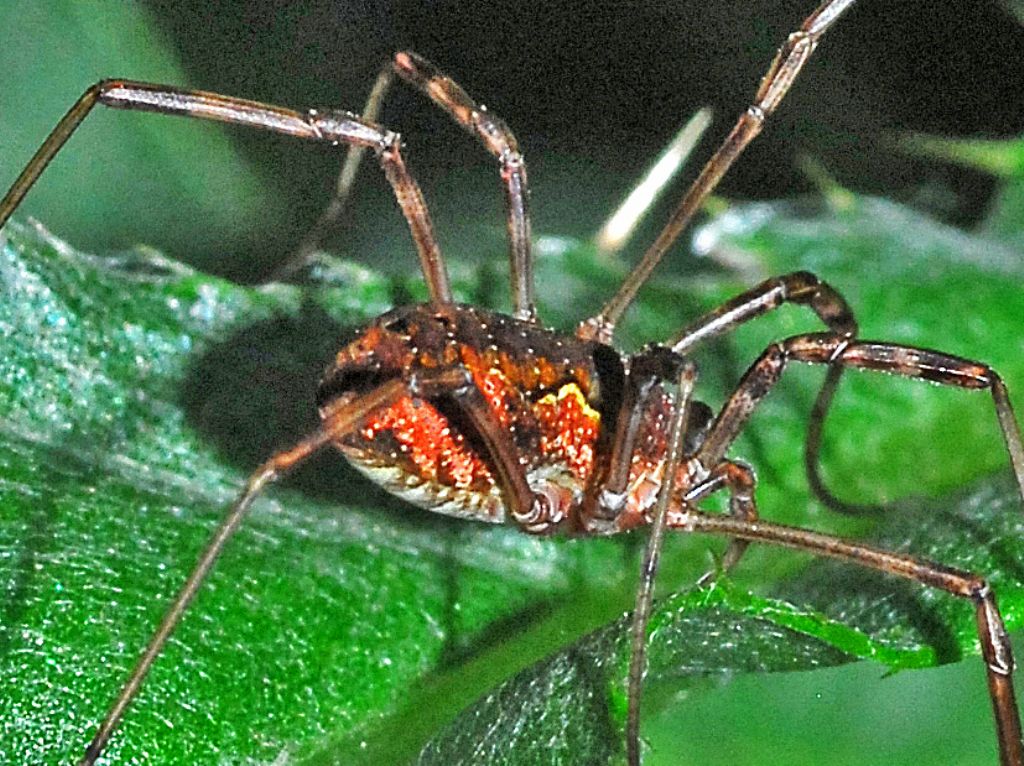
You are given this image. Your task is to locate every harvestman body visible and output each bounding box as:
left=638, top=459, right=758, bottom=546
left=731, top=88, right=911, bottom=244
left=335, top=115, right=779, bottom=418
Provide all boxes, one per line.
left=3, top=1, right=1024, bottom=764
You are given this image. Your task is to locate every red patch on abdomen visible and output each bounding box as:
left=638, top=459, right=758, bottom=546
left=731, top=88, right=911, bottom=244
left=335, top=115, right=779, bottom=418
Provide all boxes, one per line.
left=360, top=396, right=493, bottom=491
left=352, top=347, right=603, bottom=514
left=532, top=384, right=600, bottom=479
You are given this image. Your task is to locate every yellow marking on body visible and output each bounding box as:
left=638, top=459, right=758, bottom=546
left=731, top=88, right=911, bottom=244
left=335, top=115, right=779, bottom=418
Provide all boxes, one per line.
left=533, top=382, right=601, bottom=477
left=537, top=383, right=601, bottom=423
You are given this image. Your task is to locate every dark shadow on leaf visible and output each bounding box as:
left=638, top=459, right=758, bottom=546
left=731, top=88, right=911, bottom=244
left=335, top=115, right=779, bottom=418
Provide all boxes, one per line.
left=0, top=498, right=57, bottom=660
left=435, top=521, right=560, bottom=670
left=176, top=290, right=579, bottom=703
left=178, top=295, right=399, bottom=508
left=413, top=635, right=620, bottom=766
left=945, top=484, right=1024, bottom=587
left=783, top=562, right=962, bottom=664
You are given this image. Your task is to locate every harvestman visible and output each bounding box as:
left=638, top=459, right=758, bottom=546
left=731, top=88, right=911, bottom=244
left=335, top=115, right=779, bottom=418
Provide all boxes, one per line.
left=2, top=0, right=1024, bottom=763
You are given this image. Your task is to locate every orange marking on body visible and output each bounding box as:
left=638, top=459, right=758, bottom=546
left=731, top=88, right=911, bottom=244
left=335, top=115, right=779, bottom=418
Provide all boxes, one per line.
left=355, top=347, right=604, bottom=510
left=536, top=357, right=559, bottom=389
left=461, top=344, right=517, bottom=427
left=497, top=350, right=518, bottom=384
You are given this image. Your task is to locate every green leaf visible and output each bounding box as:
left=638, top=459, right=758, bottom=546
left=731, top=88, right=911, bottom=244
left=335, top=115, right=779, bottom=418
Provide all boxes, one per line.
left=1004, top=0, right=1024, bottom=25
left=415, top=584, right=857, bottom=766
left=0, top=220, right=613, bottom=764
left=2, top=186, right=1024, bottom=766
left=417, top=475, right=1024, bottom=766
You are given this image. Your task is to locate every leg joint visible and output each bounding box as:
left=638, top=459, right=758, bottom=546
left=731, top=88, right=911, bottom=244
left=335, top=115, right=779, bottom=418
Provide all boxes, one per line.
left=376, top=128, right=403, bottom=157
left=969, top=577, right=992, bottom=603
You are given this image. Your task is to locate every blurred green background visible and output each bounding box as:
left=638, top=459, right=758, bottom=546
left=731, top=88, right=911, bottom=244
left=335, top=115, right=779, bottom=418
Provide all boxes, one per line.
left=2, top=1, right=1024, bottom=764
left=3, top=0, right=1024, bottom=278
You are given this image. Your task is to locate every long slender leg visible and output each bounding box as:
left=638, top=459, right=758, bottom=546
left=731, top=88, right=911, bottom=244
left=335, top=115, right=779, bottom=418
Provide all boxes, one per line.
left=577, top=346, right=756, bottom=569
left=580, top=0, right=859, bottom=343
left=392, top=51, right=536, bottom=322
left=76, top=378, right=412, bottom=766
left=0, top=80, right=453, bottom=305
left=664, top=271, right=858, bottom=550
left=804, top=364, right=882, bottom=514
left=272, top=62, right=396, bottom=280
left=625, top=389, right=758, bottom=764
left=80, top=356, right=560, bottom=763
left=670, top=271, right=857, bottom=355
left=670, top=272, right=862, bottom=513
left=597, top=273, right=853, bottom=520
left=667, top=509, right=1024, bottom=766
left=695, top=334, right=1024, bottom=508
left=626, top=360, right=697, bottom=766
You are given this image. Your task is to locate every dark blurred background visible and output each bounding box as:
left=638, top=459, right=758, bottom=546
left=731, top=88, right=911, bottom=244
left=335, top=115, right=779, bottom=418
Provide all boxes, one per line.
left=2, top=0, right=1023, bottom=280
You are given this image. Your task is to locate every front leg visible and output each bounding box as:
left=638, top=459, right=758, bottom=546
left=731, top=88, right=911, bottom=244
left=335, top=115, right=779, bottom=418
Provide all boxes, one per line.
left=671, top=270, right=865, bottom=515
left=0, top=80, right=453, bottom=305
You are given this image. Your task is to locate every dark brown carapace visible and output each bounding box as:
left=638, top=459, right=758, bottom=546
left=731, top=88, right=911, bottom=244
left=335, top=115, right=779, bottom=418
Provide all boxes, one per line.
left=3, top=1, right=1024, bottom=765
